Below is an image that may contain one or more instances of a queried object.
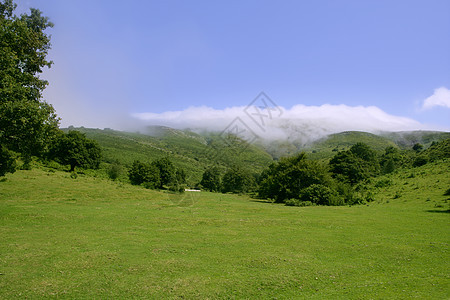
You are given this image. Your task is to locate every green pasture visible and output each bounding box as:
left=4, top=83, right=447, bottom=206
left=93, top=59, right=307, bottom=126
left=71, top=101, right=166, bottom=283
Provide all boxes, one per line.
left=0, top=162, right=448, bottom=299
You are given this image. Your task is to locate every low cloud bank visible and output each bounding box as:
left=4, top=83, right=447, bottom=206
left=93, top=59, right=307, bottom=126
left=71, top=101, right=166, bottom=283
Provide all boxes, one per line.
left=133, top=104, right=437, bottom=143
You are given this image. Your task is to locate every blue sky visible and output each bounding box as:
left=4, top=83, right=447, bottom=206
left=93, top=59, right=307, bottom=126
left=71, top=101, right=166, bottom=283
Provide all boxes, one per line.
left=16, top=0, right=450, bottom=132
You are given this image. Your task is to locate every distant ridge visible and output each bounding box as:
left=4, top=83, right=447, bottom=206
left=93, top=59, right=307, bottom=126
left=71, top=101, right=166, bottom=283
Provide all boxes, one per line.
left=63, top=126, right=449, bottom=183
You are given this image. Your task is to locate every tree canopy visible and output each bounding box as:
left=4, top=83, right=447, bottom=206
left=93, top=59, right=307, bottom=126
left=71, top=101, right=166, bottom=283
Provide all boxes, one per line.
left=0, top=0, right=59, bottom=165
left=258, top=152, right=333, bottom=202
left=200, top=166, right=222, bottom=192
left=329, top=143, right=379, bottom=184
left=49, top=131, right=102, bottom=172
left=222, top=165, right=255, bottom=194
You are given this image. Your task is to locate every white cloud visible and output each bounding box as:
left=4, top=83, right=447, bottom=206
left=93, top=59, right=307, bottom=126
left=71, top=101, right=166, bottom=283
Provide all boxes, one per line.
left=133, top=103, right=436, bottom=143
left=422, top=87, right=450, bottom=110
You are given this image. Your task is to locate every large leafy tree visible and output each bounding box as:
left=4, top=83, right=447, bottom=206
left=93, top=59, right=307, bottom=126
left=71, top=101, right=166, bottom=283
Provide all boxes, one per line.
left=329, top=143, right=379, bottom=184
left=152, top=157, right=176, bottom=188
left=0, top=144, right=16, bottom=176
left=200, top=166, right=222, bottom=192
left=49, top=131, right=102, bottom=172
left=128, top=160, right=161, bottom=188
left=258, top=152, right=333, bottom=202
left=222, top=165, right=255, bottom=194
left=380, top=146, right=402, bottom=174
left=128, top=157, right=185, bottom=190
left=0, top=0, right=59, bottom=165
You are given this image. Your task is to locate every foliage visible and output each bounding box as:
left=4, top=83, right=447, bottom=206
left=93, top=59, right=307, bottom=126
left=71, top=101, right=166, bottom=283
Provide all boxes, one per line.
left=412, top=156, right=428, bottom=167
left=200, top=166, right=222, bottom=192
left=128, top=160, right=160, bottom=188
left=380, top=146, right=402, bottom=174
left=422, top=138, right=450, bottom=161
left=128, top=157, right=186, bottom=191
left=0, top=0, right=59, bottom=163
left=412, top=143, right=423, bottom=152
left=67, top=127, right=273, bottom=186
left=107, top=161, right=123, bottom=181
left=49, top=131, right=102, bottom=172
left=302, top=131, right=398, bottom=160
left=0, top=144, right=16, bottom=176
left=222, top=165, right=256, bottom=194
left=152, top=157, right=177, bottom=188
left=406, top=139, right=450, bottom=168
left=258, top=152, right=334, bottom=203
left=329, top=142, right=379, bottom=184
left=300, top=184, right=343, bottom=206
left=444, top=188, right=450, bottom=196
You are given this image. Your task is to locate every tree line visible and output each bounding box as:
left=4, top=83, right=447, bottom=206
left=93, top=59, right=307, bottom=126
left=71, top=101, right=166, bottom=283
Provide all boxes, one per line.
left=199, top=139, right=449, bottom=206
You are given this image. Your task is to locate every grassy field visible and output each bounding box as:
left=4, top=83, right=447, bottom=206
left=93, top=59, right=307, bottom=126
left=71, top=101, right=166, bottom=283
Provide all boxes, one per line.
left=0, top=162, right=449, bottom=298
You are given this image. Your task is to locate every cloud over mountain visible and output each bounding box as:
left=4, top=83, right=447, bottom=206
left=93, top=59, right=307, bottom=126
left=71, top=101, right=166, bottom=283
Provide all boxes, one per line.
left=133, top=103, right=437, bottom=143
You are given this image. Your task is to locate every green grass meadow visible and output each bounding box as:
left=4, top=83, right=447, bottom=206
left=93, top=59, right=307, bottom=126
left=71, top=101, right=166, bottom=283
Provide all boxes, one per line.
left=1, top=162, right=449, bottom=298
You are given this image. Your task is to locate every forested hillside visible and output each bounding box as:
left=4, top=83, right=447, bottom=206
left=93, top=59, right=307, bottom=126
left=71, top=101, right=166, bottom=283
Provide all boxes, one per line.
left=65, top=127, right=274, bottom=185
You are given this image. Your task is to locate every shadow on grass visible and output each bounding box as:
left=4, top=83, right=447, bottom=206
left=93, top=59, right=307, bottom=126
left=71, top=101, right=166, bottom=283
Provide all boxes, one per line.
left=425, top=209, right=450, bottom=214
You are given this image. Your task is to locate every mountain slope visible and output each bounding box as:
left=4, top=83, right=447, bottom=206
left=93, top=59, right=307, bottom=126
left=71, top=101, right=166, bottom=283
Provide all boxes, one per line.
left=63, top=127, right=449, bottom=182
left=380, top=131, right=450, bottom=149
left=64, top=127, right=274, bottom=184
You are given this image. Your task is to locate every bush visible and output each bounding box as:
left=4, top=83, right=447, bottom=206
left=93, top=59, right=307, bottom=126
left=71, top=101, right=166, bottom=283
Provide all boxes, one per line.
left=107, top=162, right=123, bottom=180
left=128, top=161, right=161, bottom=188
left=393, top=191, right=402, bottom=199
left=222, top=166, right=255, bottom=194
left=413, top=156, right=428, bottom=167
left=329, top=144, right=379, bottom=185
left=375, top=178, right=392, bottom=188
left=200, top=166, right=222, bottom=192
left=285, top=199, right=315, bottom=207
left=443, top=188, right=450, bottom=196
left=0, top=145, right=16, bottom=177
left=258, top=153, right=333, bottom=202
left=48, top=131, right=102, bottom=172
left=300, top=184, right=343, bottom=206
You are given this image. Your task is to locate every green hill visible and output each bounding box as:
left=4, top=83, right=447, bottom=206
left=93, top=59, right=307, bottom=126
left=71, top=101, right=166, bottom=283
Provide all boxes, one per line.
left=61, top=127, right=449, bottom=184
left=263, top=130, right=449, bottom=161
left=301, top=131, right=398, bottom=160
left=380, top=131, right=450, bottom=149
left=63, top=127, right=274, bottom=185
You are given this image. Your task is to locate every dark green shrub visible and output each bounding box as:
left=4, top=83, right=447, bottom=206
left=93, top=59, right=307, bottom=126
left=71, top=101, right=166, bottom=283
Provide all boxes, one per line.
left=151, top=157, right=176, bottom=188
left=413, top=143, right=423, bottom=152
left=128, top=161, right=161, bottom=187
left=300, top=184, right=343, bottom=206
left=285, top=199, right=315, bottom=207
left=0, top=145, right=16, bottom=176
left=222, top=165, right=255, bottom=194
left=329, top=143, right=379, bottom=185
left=142, top=181, right=160, bottom=189
left=443, top=188, right=450, bottom=196
left=258, top=153, right=333, bottom=202
left=49, top=131, right=102, bottom=172
left=285, top=198, right=300, bottom=206
left=335, top=181, right=355, bottom=204
left=375, top=178, right=392, bottom=188
left=393, top=191, right=402, bottom=199
left=413, top=156, right=428, bottom=167
left=107, top=162, right=123, bottom=180
left=200, top=166, right=222, bottom=192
